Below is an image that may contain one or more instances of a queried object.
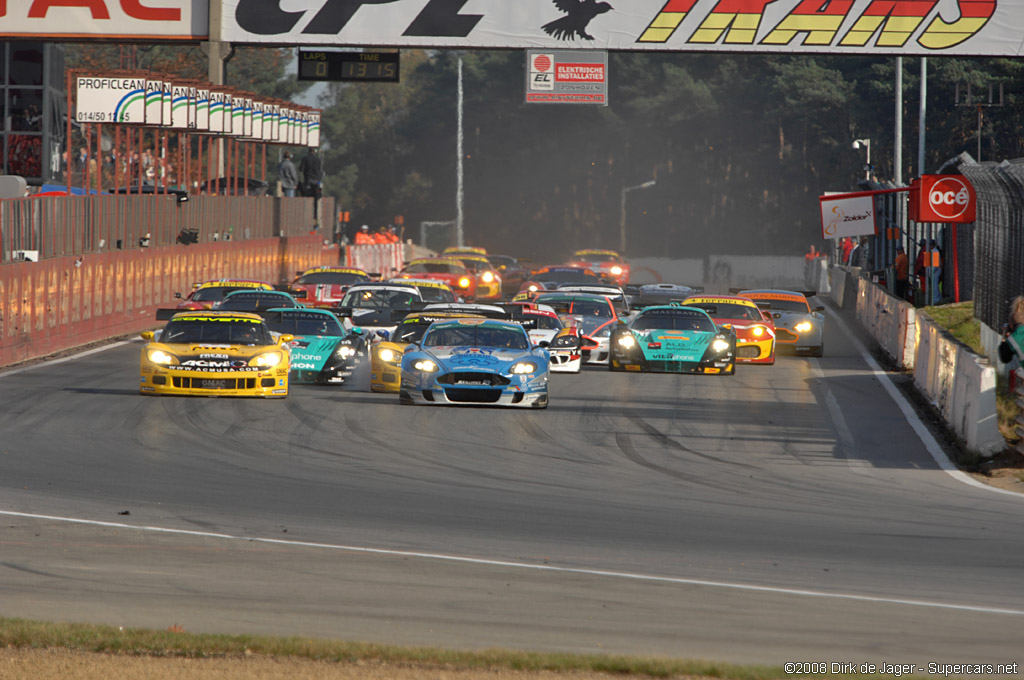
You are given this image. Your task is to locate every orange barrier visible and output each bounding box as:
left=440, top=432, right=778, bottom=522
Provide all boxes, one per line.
left=0, top=236, right=338, bottom=368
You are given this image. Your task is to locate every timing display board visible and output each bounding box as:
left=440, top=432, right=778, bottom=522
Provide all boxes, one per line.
left=221, top=0, right=1024, bottom=57
left=298, top=51, right=400, bottom=82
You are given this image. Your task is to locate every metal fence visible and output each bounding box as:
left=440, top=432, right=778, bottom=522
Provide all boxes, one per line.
left=0, top=195, right=335, bottom=263
left=958, top=159, right=1024, bottom=331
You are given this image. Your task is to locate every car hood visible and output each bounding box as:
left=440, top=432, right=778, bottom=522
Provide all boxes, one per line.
left=424, top=346, right=535, bottom=372
left=288, top=336, right=342, bottom=369
left=630, top=329, right=714, bottom=362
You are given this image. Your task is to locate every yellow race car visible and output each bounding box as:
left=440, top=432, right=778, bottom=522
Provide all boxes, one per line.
left=370, top=311, right=486, bottom=393
left=140, top=311, right=293, bottom=398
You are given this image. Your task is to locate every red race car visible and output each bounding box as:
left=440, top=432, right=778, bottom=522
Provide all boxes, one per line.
left=567, top=249, right=631, bottom=285
left=287, top=266, right=371, bottom=307
left=397, top=258, right=478, bottom=300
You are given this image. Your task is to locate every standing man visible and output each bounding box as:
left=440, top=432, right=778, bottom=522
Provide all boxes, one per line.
left=893, top=243, right=909, bottom=300
left=278, top=151, right=298, bottom=197
left=299, top=148, right=324, bottom=225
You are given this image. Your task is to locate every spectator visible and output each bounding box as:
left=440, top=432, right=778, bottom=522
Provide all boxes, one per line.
left=914, top=239, right=941, bottom=305
left=840, top=237, right=854, bottom=265
left=372, top=226, right=391, bottom=244
left=354, top=224, right=374, bottom=245
left=299, top=148, right=323, bottom=197
left=848, top=236, right=869, bottom=268
left=893, top=243, right=909, bottom=300
left=999, top=296, right=1024, bottom=390
left=278, top=151, right=298, bottom=197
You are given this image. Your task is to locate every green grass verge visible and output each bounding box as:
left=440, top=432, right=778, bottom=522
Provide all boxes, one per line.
left=0, top=617, right=798, bottom=680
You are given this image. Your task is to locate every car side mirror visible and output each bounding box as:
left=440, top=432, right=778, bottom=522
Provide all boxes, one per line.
left=538, top=340, right=550, bottom=348
left=335, top=306, right=353, bottom=317
left=279, top=334, right=295, bottom=344
left=140, top=331, right=155, bottom=341
left=174, top=292, right=182, bottom=299
left=815, top=305, right=825, bottom=312
left=376, top=329, right=390, bottom=340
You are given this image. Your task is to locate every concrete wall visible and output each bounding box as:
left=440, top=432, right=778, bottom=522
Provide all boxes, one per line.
left=837, top=270, right=1002, bottom=455
left=629, top=255, right=817, bottom=292
left=0, top=236, right=339, bottom=368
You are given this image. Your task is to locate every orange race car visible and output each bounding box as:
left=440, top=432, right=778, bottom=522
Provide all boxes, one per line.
left=397, top=258, right=478, bottom=300
left=448, top=254, right=503, bottom=301
left=681, top=294, right=775, bottom=364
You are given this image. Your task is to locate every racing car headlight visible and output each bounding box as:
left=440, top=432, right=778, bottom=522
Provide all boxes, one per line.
left=336, top=345, right=357, bottom=358
left=752, top=326, right=765, bottom=337
left=482, top=271, right=495, bottom=283
left=552, top=335, right=579, bottom=348
left=413, top=359, right=438, bottom=372
left=251, top=352, right=283, bottom=368
left=377, top=347, right=398, bottom=363
left=795, top=321, right=813, bottom=333
left=712, top=338, right=731, bottom=353
left=458, top=277, right=472, bottom=288
left=617, top=334, right=637, bottom=349
left=528, top=284, right=538, bottom=292
left=610, top=266, right=623, bottom=276
left=147, top=349, right=176, bottom=365
left=510, top=361, right=537, bottom=374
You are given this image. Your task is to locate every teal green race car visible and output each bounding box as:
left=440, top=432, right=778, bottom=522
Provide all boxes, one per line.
left=263, top=308, right=367, bottom=384
left=609, top=305, right=736, bottom=375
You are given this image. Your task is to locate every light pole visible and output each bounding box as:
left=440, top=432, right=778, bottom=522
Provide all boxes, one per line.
left=619, top=179, right=655, bottom=255
left=852, top=138, right=871, bottom=180
left=455, top=54, right=465, bottom=248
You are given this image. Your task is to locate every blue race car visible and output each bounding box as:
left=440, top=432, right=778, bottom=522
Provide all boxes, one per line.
left=400, top=318, right=549, bottom=408
left=609, top=305, right=736, bottom=375
left=263, top=308, right=367, bottom=384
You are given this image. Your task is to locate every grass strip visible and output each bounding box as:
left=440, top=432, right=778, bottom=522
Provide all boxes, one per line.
left=0, top=617, right=796, bottom=679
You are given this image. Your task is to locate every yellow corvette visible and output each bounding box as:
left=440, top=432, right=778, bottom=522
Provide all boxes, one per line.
left=370, top=311, right=484, bottom=393
left=140, top=311, right=293, bottom=398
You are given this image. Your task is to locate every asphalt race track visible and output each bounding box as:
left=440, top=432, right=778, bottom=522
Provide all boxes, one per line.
left=1, top=304, right=1022, bottom=669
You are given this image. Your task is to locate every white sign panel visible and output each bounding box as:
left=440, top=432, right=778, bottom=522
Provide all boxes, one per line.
left=208, top=90, right=227, bottom=133
left=195, top=87, right=210, bottom=131
left=264, top=102, right=279, bottom=142
left=162, top=81, right=174, bottom=126
left=250, top=100, right=264, bottom=140
left=526, top=50, right=607, bottom=105
left=228, top=94, right=243, bottom=136
left=0, top=0, right=207, bottom=40
left=170, top=84, right=191, bottom=129
left=145, top=79, right=163, bottom=125
left=820, top=193, right=877, bottom=240
left=75, top=76, right=146, bottom=124
left=307, top=110, right=321, bottom=148
left=220, top=0, right=1024, bottom=57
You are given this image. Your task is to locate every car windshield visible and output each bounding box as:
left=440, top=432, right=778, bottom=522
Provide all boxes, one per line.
left=423, top=325, right=530, bottom=350
left=536, top=269, right=601, bottom=284
left=536, top=297, right=612, bottom=319
left=487, top=255, right=518, bottom=269
left=395, top=321, right=434, bottom=344
left=296, top=271, right=368, bottom=285
left=265, top=313, right=344, bottom=337
left=219, top=293, right=297, bottom=311
left=751, top=298, right=810, bottom=313
left=404, top=262, right=465, bottom=274
left=458, top=259, right=492, bottom=273
left=631, top=311, right=715, bottom=332
left=685, top=302, right=761, bottom=321
left=523, top=314, right=562, bottom=330
left=575, top=252, right=620, bottom=263
left=411, top=286, right=456, bottom=303
left=161, top=318, right=274, bottom=345
left=191, top=285, right=260, bottom=302
left=341, top=288, right=418, bottom=309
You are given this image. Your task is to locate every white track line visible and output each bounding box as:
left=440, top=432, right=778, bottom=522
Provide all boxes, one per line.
left=825, top=306, right=1023, bottom=499
left=0, top=340, right=135, bottom=378
left=1, top=508, right=1021, bottom=617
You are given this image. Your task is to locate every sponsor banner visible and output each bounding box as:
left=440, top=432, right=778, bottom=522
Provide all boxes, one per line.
left=909, top=175, right=977, bottom=223
left=0, top=0, right=206, bottom=40
left=264, top=102, right=280, bottom=142
left=228, top=94, right=244, bottom=136
left=820, top=193, right=877, bottom=240
left=526, top=50, right=608, bottom=105
left=75, top=76, right=146, bottom=124
left=250, top=100, right=264, bottom=140
left=219, top=0, right=1022, bottom=57
left=162, top=81, right=174, bottom=127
